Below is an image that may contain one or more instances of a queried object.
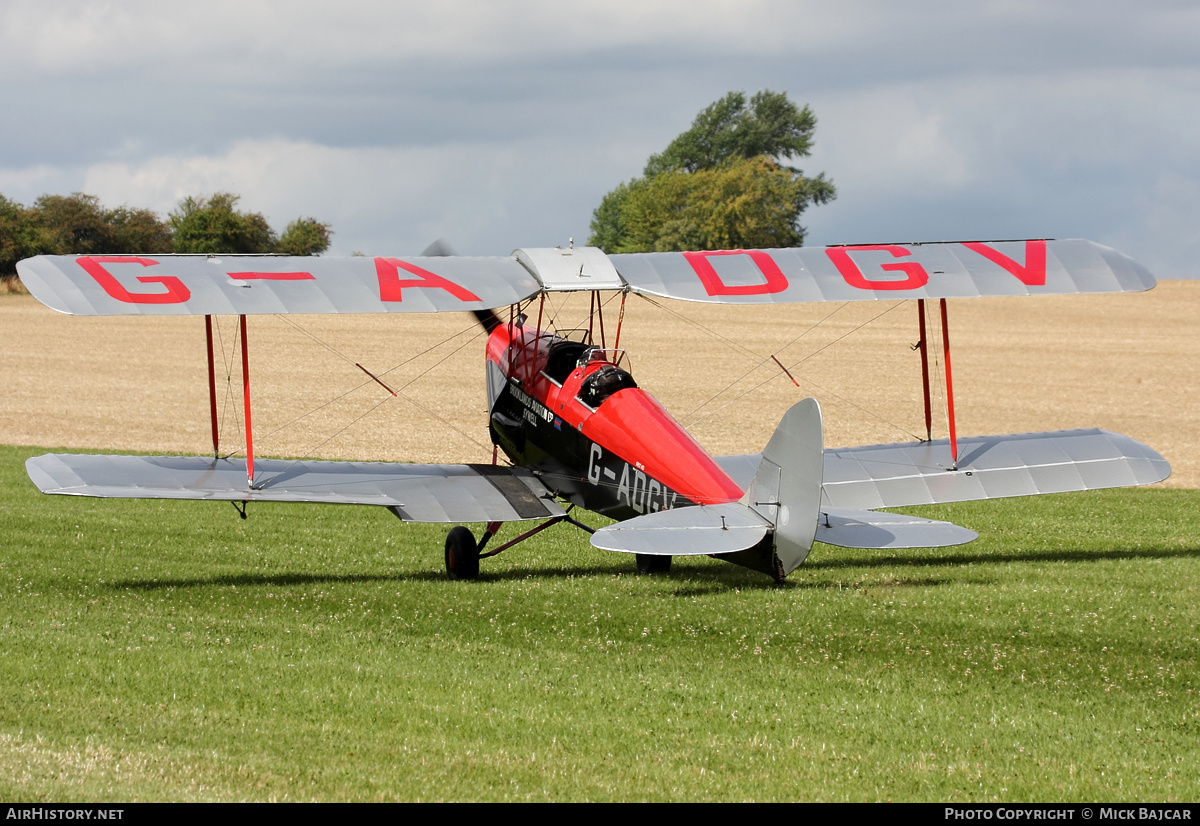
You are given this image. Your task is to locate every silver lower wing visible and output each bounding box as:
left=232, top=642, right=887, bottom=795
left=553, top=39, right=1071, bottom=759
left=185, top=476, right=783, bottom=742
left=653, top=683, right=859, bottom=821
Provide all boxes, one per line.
left=717, top=428, right=1170, bottom=511
left=26, top=454, right=564, bottom=523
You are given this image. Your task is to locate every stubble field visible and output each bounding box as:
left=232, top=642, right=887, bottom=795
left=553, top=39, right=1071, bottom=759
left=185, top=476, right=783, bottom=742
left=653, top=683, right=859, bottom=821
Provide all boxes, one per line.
left=3, top=283, right=1198, bottom=483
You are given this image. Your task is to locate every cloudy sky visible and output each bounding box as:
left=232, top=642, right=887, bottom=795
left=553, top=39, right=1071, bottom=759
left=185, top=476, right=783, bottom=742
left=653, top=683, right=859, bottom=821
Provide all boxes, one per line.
left=3, top=1, right=1198, bottom=277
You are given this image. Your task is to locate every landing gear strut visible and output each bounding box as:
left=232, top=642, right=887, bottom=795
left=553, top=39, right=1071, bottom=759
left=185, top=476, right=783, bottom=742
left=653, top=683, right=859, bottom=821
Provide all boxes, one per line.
left=442, top=508, right=596, bottom=580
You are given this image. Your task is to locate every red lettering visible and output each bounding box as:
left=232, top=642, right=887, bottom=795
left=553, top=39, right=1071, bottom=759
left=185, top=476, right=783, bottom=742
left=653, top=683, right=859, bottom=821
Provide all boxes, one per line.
left=827, top=245, right=929, bottom=291
left=77, top=256, right=190, bottom=304
left=374, top=258, right=482, bottom=303
left=683, top=250, right=789, bottom=296
left=228, top=272, right=315, bottom=280
left=962, top=240, right=1046, bottom=286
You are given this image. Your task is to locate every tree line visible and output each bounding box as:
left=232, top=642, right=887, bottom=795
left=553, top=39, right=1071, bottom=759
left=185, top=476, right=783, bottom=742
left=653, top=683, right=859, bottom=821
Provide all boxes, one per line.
left=5, top=90, right=828, bottom=280
left=0, top=191, right=331, bottom=277
left=588, top=90, right=835, bottom=253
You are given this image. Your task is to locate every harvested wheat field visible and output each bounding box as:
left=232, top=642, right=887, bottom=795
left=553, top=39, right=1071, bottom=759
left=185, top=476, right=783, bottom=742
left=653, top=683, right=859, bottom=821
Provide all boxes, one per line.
left=3, top=281, right=1198, bottom=486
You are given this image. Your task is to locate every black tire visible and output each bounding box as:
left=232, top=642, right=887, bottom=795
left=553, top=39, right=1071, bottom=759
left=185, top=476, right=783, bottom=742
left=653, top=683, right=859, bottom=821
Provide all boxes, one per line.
left=635, top=554, right=671, bottom=575
left=445, top=526, right=480, bottom=580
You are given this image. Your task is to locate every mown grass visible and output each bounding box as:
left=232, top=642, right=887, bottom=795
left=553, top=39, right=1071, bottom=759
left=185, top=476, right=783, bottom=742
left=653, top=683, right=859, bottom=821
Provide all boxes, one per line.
left=1, top=444, right=1198, bottom=801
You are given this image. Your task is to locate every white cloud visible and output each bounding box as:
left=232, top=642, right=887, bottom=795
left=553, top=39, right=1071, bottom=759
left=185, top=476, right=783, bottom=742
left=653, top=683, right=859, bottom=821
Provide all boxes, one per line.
left=0, top=164, right=77, bottom=201
left=82, top=139, right=494, bottom=254
left=801, top=65, right=1200, bottom=271
left=1, top=0, right=850, bottom=80
left=80, top=135, right=618, bottom=256
left=808, top=88, right=972, bottom=195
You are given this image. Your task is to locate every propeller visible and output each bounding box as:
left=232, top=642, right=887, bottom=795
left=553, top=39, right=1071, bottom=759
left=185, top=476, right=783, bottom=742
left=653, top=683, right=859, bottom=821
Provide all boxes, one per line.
left=418, top=238, right=457, bottom=258
left=420, top=238, right=504, bottom=333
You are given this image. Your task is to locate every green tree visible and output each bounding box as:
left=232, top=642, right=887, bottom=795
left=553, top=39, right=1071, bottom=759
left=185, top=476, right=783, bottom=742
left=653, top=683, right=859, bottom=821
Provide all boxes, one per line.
left=276, top=217, right=332, bottom=256
left=588, top=180, right=633, bottom=256
left=589, top=90, right=835, bottom=252
left=10, top=192, right=173, bottom=261
left=105, top=205, right=174, bottom=254
left=607, top=155, right=818, bottom=253
left=32, top=193, right=112, bottom=254
left=3, top=190, right=334, bottom=276
left=2, top=192, right=174, bottom=276
left=0, top=195, right=52, bottom=276
left=169, top=193, right=277, bottom=254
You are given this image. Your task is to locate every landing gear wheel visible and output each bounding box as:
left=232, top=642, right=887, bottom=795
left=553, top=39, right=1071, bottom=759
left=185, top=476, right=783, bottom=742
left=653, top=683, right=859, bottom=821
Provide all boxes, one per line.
left=636, top=554, right=671, bottom=575
left=445, top=526, right=480, bottom=580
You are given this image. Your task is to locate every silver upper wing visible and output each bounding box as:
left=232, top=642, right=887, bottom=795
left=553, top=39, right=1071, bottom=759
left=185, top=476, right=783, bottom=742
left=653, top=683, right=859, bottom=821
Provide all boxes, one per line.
left=26, top=454, right=565, bottom=523
left=17, top=239, right=1153, bottom=317
left=612, top=239, right=1154, bottom=304
left=16, top=254, right=544, bottom=316
left=717, top=429, right=1171, bottom=511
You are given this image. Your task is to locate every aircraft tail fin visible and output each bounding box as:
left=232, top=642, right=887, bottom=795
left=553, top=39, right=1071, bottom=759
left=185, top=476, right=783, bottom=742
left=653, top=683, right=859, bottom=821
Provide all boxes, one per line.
left=735, top=397, right=826, bottom=577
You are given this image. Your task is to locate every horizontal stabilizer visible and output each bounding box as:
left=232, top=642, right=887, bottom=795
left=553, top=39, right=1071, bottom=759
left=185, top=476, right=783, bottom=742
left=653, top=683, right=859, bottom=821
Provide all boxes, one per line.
left=26, top=454, right=564, bottom=523
left=815, top=508, right=978, bottom=549
left=590, top=503, right=770, bottom=556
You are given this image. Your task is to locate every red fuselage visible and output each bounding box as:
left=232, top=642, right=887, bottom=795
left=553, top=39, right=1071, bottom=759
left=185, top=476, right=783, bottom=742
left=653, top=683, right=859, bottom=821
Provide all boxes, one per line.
left=484, top=322, right=743, bottom=520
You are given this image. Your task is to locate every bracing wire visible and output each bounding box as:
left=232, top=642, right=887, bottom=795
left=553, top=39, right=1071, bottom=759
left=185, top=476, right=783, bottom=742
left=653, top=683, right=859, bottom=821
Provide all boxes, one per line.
left=241, top=314, right=495, bottom=470
left=678, top=299, right=852, bottom=422
left=682, top=300, right=922, bottom=441
left=210, top=316, right=242, bottom=458
left=634, top=293, right=766, bottom=365
left=927, top=300, right=949, bottom=442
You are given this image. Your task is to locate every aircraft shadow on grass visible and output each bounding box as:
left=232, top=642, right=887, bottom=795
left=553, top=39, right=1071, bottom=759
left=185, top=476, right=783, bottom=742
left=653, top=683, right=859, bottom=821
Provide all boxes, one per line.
left=109, top=558, right=790, bottom=594
left=804, top=543, right=1200, bottom=571
left=109, top=562, right=656, bottom=592
left=111, top=543, right=1200, bottom=595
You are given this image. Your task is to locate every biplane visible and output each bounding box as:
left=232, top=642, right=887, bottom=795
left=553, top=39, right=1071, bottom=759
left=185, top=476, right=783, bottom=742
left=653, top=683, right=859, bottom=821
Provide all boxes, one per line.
left=17, top=239, right=1170, bottom=582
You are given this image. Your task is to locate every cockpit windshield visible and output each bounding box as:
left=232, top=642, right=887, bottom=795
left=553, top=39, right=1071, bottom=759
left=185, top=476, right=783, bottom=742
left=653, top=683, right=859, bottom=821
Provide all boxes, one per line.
left=544, top=339, right=590, bottom=384
left=577, top=347, right=631, bottom=374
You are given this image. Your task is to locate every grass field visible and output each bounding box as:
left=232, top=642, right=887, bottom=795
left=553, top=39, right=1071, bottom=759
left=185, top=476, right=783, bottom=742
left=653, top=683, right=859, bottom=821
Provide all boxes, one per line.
left=2, top=445, right=1198, bottom=801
